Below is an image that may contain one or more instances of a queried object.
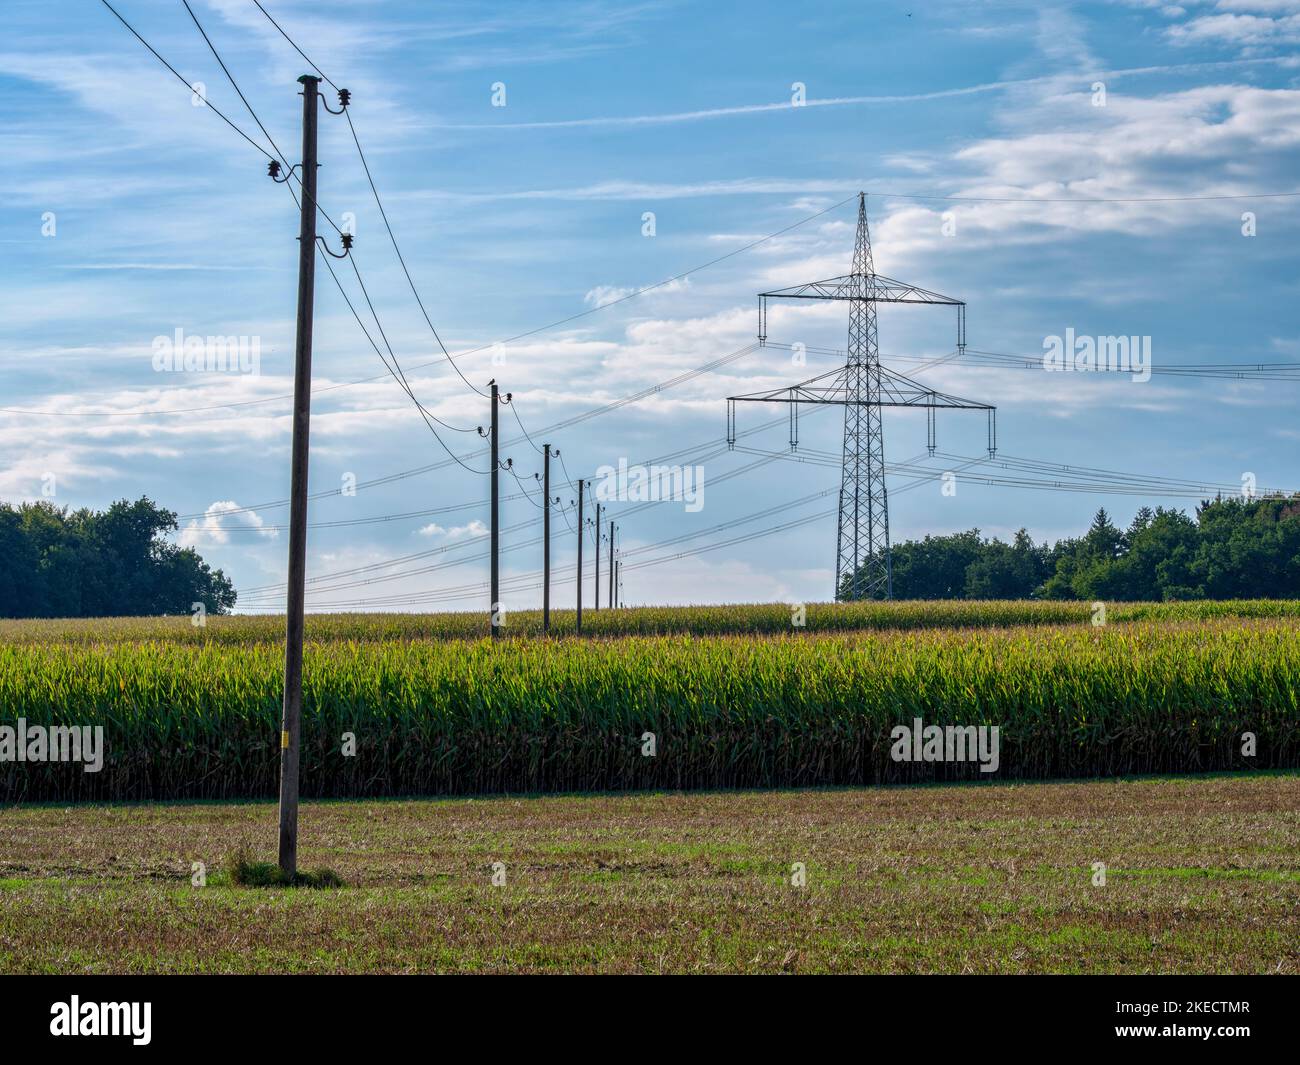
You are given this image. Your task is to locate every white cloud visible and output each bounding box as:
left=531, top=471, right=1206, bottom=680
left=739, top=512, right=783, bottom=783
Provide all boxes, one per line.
left=418, top=519, right=487, bottom=538
left=584, top=277, right=691, bottom=307
left=1168, top=11, right=1300, bottom=44
left=179, top=501, right=277, bottom=548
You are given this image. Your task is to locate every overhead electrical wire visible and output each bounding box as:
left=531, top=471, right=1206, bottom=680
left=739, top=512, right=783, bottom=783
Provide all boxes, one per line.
left=100, top=0, right=484, bottom=482
left=765, top=340, right=1300, bottom=382
left=251, top=0, right=339, bottom=90
left=234, top=390, right=1299, bottom=602
left=107, top=0, right=765, bottom=503
left=176, top=0, right=485, bottom=475
left=506, top=463, right=546, bottom=509
left=236, top=445, right=775, bottom=600
left=241, top=477, right=844, bottom=608
left=99, top=0, right=276, bottom=162
left=343, top=105, right=487, bottom=398
left=240, top=449, right=954, bottom=611
left=736, top=444, right=1298, bottom=500
left=176, top=341, right=761, bottom=521
left=296, top=0, right=842, bottom=461
left=3, top=198, right=849, bottom=421
left=31, top=12, right=1300, bottom=432
left=236, top=427, right=819, bottom=599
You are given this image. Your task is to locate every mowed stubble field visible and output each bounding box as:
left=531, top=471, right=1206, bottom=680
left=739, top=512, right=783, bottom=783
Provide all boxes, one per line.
left=1, top=773, right=1298, bottom=974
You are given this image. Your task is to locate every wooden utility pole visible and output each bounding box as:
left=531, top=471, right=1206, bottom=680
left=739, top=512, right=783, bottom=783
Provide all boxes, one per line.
left=576, top=479, right=584, bottom=634
left=277, top=74, right=320, bottom=880
left=490, top=381, right=501, bottom=641
left=608, top=520, right=615, bottom=608
left=542, top=444, right=552, bottom=634
left=594, top=501, right=602, bottom=610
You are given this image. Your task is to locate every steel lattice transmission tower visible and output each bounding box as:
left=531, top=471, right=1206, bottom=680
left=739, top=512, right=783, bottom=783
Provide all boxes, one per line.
left=727, top=193, right=997, bottom=600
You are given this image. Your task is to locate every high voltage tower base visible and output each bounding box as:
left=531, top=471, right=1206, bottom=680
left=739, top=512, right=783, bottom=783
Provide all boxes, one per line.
left=727, top=193, right=998, bottom=601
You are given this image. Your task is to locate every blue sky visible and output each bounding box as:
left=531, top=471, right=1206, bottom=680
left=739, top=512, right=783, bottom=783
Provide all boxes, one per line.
left=2, top=0, right=1298, bottom=611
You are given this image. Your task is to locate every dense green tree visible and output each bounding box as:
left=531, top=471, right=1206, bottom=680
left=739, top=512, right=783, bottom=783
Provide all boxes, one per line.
left=885, top=529, right=984, bottom=599
left=1107, top=508, right=1200, bottom=600
left=0, top=506, right=42, bottom=616
left=964, top=529, right=1050, bottom=598
left=842, top=495, right=1300, bottom=601
left=0, top=497, right=235, bottom=618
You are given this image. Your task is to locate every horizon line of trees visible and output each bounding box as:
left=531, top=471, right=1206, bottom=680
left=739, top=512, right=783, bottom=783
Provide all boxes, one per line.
left=0, top=497, right=235, bottom=619
left=844, top=495, right=1300, bottom=601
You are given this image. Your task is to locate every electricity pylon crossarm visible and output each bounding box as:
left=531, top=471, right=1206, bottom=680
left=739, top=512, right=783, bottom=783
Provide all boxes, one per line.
left=728, top=192, right=996, bottom=602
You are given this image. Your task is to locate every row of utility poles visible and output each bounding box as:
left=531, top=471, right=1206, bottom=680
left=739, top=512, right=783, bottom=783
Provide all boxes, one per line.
left=576, top=490, right=622, bottom=620
left=484, top=397, right=622, bottom=641
left=275, top=74, right=620, bottom=879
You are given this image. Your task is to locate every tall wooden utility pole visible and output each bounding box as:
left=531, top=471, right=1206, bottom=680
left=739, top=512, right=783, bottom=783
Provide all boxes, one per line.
left=608, top=520, right=615, bottom=608
left=576, top=479, right=584, bottom=634
left=490, top=381, right=501, bottom=641
left=542, top=444, right=552, bottom=634
left=277, top=74, right=320, bottom=880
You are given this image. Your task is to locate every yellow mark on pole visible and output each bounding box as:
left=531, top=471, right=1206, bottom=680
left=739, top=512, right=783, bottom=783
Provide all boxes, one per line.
left=281, top=730, right=290, bottom=749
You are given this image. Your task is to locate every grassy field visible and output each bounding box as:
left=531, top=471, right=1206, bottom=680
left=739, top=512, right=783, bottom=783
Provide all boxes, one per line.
left=3, top=605, right=1299, bottom=799
left=1, top=773, right=1297, bottom=974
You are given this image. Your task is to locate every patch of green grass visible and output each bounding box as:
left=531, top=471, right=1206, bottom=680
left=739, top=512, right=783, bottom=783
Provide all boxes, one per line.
left=218, top=849, right=344, bottom=890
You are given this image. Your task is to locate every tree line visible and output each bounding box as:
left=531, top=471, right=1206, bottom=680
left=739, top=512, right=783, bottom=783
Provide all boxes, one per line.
left=845, top=495, right=1300, bottom=600
left=0, top=497, right=235, bottom=618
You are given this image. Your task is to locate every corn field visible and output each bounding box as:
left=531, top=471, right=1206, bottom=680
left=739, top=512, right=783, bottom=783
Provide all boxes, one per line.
left=2, top=604, right=1297, bottom=800
left=2, top=597, right=1298, bottom=646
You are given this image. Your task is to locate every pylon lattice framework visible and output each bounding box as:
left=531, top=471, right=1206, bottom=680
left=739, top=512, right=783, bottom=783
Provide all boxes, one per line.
left=727, top=193, right=997, bottom=601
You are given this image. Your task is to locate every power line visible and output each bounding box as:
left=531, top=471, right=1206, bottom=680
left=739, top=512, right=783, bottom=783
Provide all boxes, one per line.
left=509, top=401, right=545, bottom=455
left=557, top=452, right=581, bottom=497
left=557, top=497, right=578, bottom=535
left=2, top=180, right=844, bottom=420
left=235, top=429, right=805, bottom=598
left=179, top=0, right=483, bottom=473
left=181, top=0, right=291, bottom=167
left=104, top=0, right=487, bottom=485
left=323, top=250, right=475, bottom=438
left=768, top=340, right=1300, bottom=382
left=243, top=479, right=839, bottom=607
left=234, top=424, right=1294, bottom=610
left=507, top=463, right=545, bottom=509
left=343, top=106, right=486, bottom=398
left=251, top=0, right=339, bottom=90
left=236, top=446, right=742, bottom=599
left=339, top=252, right=487, bottom=452
left=191, top=493, right=520, bottom=535
left=175, top=341, right=761, bottom=520
left=164, top=0, right=342, bottom=244
left=90, top=7, right=1297, bottom=611
left=240, top=449, right=827, bottom=602
left=964, top=347, right=1300, bottom=380
left=99, top=0, right=277, bottom=163
left=739, top=443, right=1299, bottom=500
left=949, top=451, right=1294, bottom=498
left=237, top=450, right=951, bottom=610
